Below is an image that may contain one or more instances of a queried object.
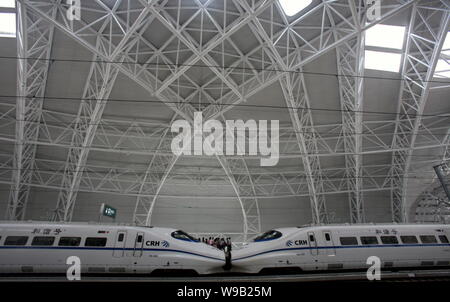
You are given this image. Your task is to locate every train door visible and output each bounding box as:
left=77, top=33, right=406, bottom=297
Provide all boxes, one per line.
left=113, top=230, right=127, bottom=257
left=307, top=231, right=318, bottom=256
left=322, top=231, right=336, bottom=256
left=133, top=232, right=144, bottom=257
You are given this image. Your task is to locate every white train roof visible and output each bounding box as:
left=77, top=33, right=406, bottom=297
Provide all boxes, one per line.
left=272, top=223, right=449, bottom=233
left=0, top=221, right=178, bottom=232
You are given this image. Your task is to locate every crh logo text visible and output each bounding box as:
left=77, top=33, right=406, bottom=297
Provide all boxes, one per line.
left=286, top=239, right=308, bottom=247
left=146, top=240, right=170, bottom=247
left=171, top=112, right=279, bottom=167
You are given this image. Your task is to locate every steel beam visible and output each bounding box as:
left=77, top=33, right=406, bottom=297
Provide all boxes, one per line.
left=6, top=2, right=57, bottom=220
left=21, top=0, right=415, bottom=123
left=3, top=154, right=435, bottom=199
left=240, top=0, right=329, bottom=223
left=391, top=1, right=450, bottom=222
left=331, top=0, right=365, bottom=223
left=52, top=4, right=153, bottom=221
left=133, top=116, right=178, bottom=226
left=279, top=73, right=328, bottom=223
left=0, top=108, right=448, bottom=158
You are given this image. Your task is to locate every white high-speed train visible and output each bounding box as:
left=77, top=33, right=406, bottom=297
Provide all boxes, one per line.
left=231, top=224, right=450, bottom=274
left=0, top=221, right=227, bottom=275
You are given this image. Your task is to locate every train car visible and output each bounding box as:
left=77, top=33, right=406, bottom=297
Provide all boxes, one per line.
left=231, top=224, right=450, bottom=274
left=0, top=221, right=226, bottom=275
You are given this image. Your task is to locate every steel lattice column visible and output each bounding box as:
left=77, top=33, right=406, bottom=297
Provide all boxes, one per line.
left=331, top=1, right=366, bottom=223
left=391, top=0, right=450, bottom=222
left=240, top=0, right=329, bottom=223
left=217, top=156, right=261, bottom=240
left=133, top=116, right=178, bottom=226
left=53, top=4, right=153, bottom=221
left=7, top=2, right=57, bottom=220
left=280, top=73, right=328, bottom=224
left=53, top=53, right=121, bottom=221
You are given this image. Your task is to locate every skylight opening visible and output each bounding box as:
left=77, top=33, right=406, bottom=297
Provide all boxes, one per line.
left=434, top=59, right=450, bottom=79
left=365, top=24, right=406, bottom=50
left=364, top=50, right=401, bottom=73
left=278, top=0, right=313, bottom=17
left=0, top=12, right=16, bottom=38
left=441, top=32, right=450, bottom=56
left=0, top=0, right=15, bottom=8
left=364, top=24, right=406, bottom=73
left=433, top=32, right=449, bottom=79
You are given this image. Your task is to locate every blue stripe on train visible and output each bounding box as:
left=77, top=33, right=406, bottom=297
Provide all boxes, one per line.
left=233, top=243, right=450, bottom=261
left=0, top=246, right=225, bottom=262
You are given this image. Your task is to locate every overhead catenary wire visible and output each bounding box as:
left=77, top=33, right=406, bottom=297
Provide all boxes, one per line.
left=0, top=116, right=449, bottom=137
left=0, top=166, right=443, bottom=179
left=0, top=141, right=448, bottom=157
left=0, top=94, right=449, bottom=120
left=0, top=55, right=449, bottom=124
left=0, top=188, right=437, bottom=210
left=1, top=55, right=450, bottom=85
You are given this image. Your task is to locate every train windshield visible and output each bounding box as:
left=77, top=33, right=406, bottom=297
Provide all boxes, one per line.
left=171, top=230, right=200, bottom=242
left=253, top=230, right=282, bottom=242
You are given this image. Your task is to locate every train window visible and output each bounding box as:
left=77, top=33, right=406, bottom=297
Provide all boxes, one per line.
left=309, top=234, right=315, bottom=242
left=171, top=230, right=200, bottom=242
left=118, top=233, right=125, bottom=242
left=85, top=237, right=107, bottom=247
left=339, top=237, right=358, bottom=245
left=360, top=236, right=378, bottom=245
left=254, top=230, right=282, bottom=242
left=4, top=236, right=28, bottom=246
left=439, top=235, right=449, bottom=244
left=137, top=235, right=143, bottom=243
left=400, top=235, right=418, bottom=244
left=59, top=237, right=81, bottom=246
left=31, top=236, right=55, bottom=246
left=419, top=235, right=437, bottom=244
left=380, top=236, right=398, bottom=244
left=325, top=233, right=331, bottom=241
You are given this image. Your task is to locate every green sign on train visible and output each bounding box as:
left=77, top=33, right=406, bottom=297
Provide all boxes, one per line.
left=100, top=203, right=117, bottom=219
